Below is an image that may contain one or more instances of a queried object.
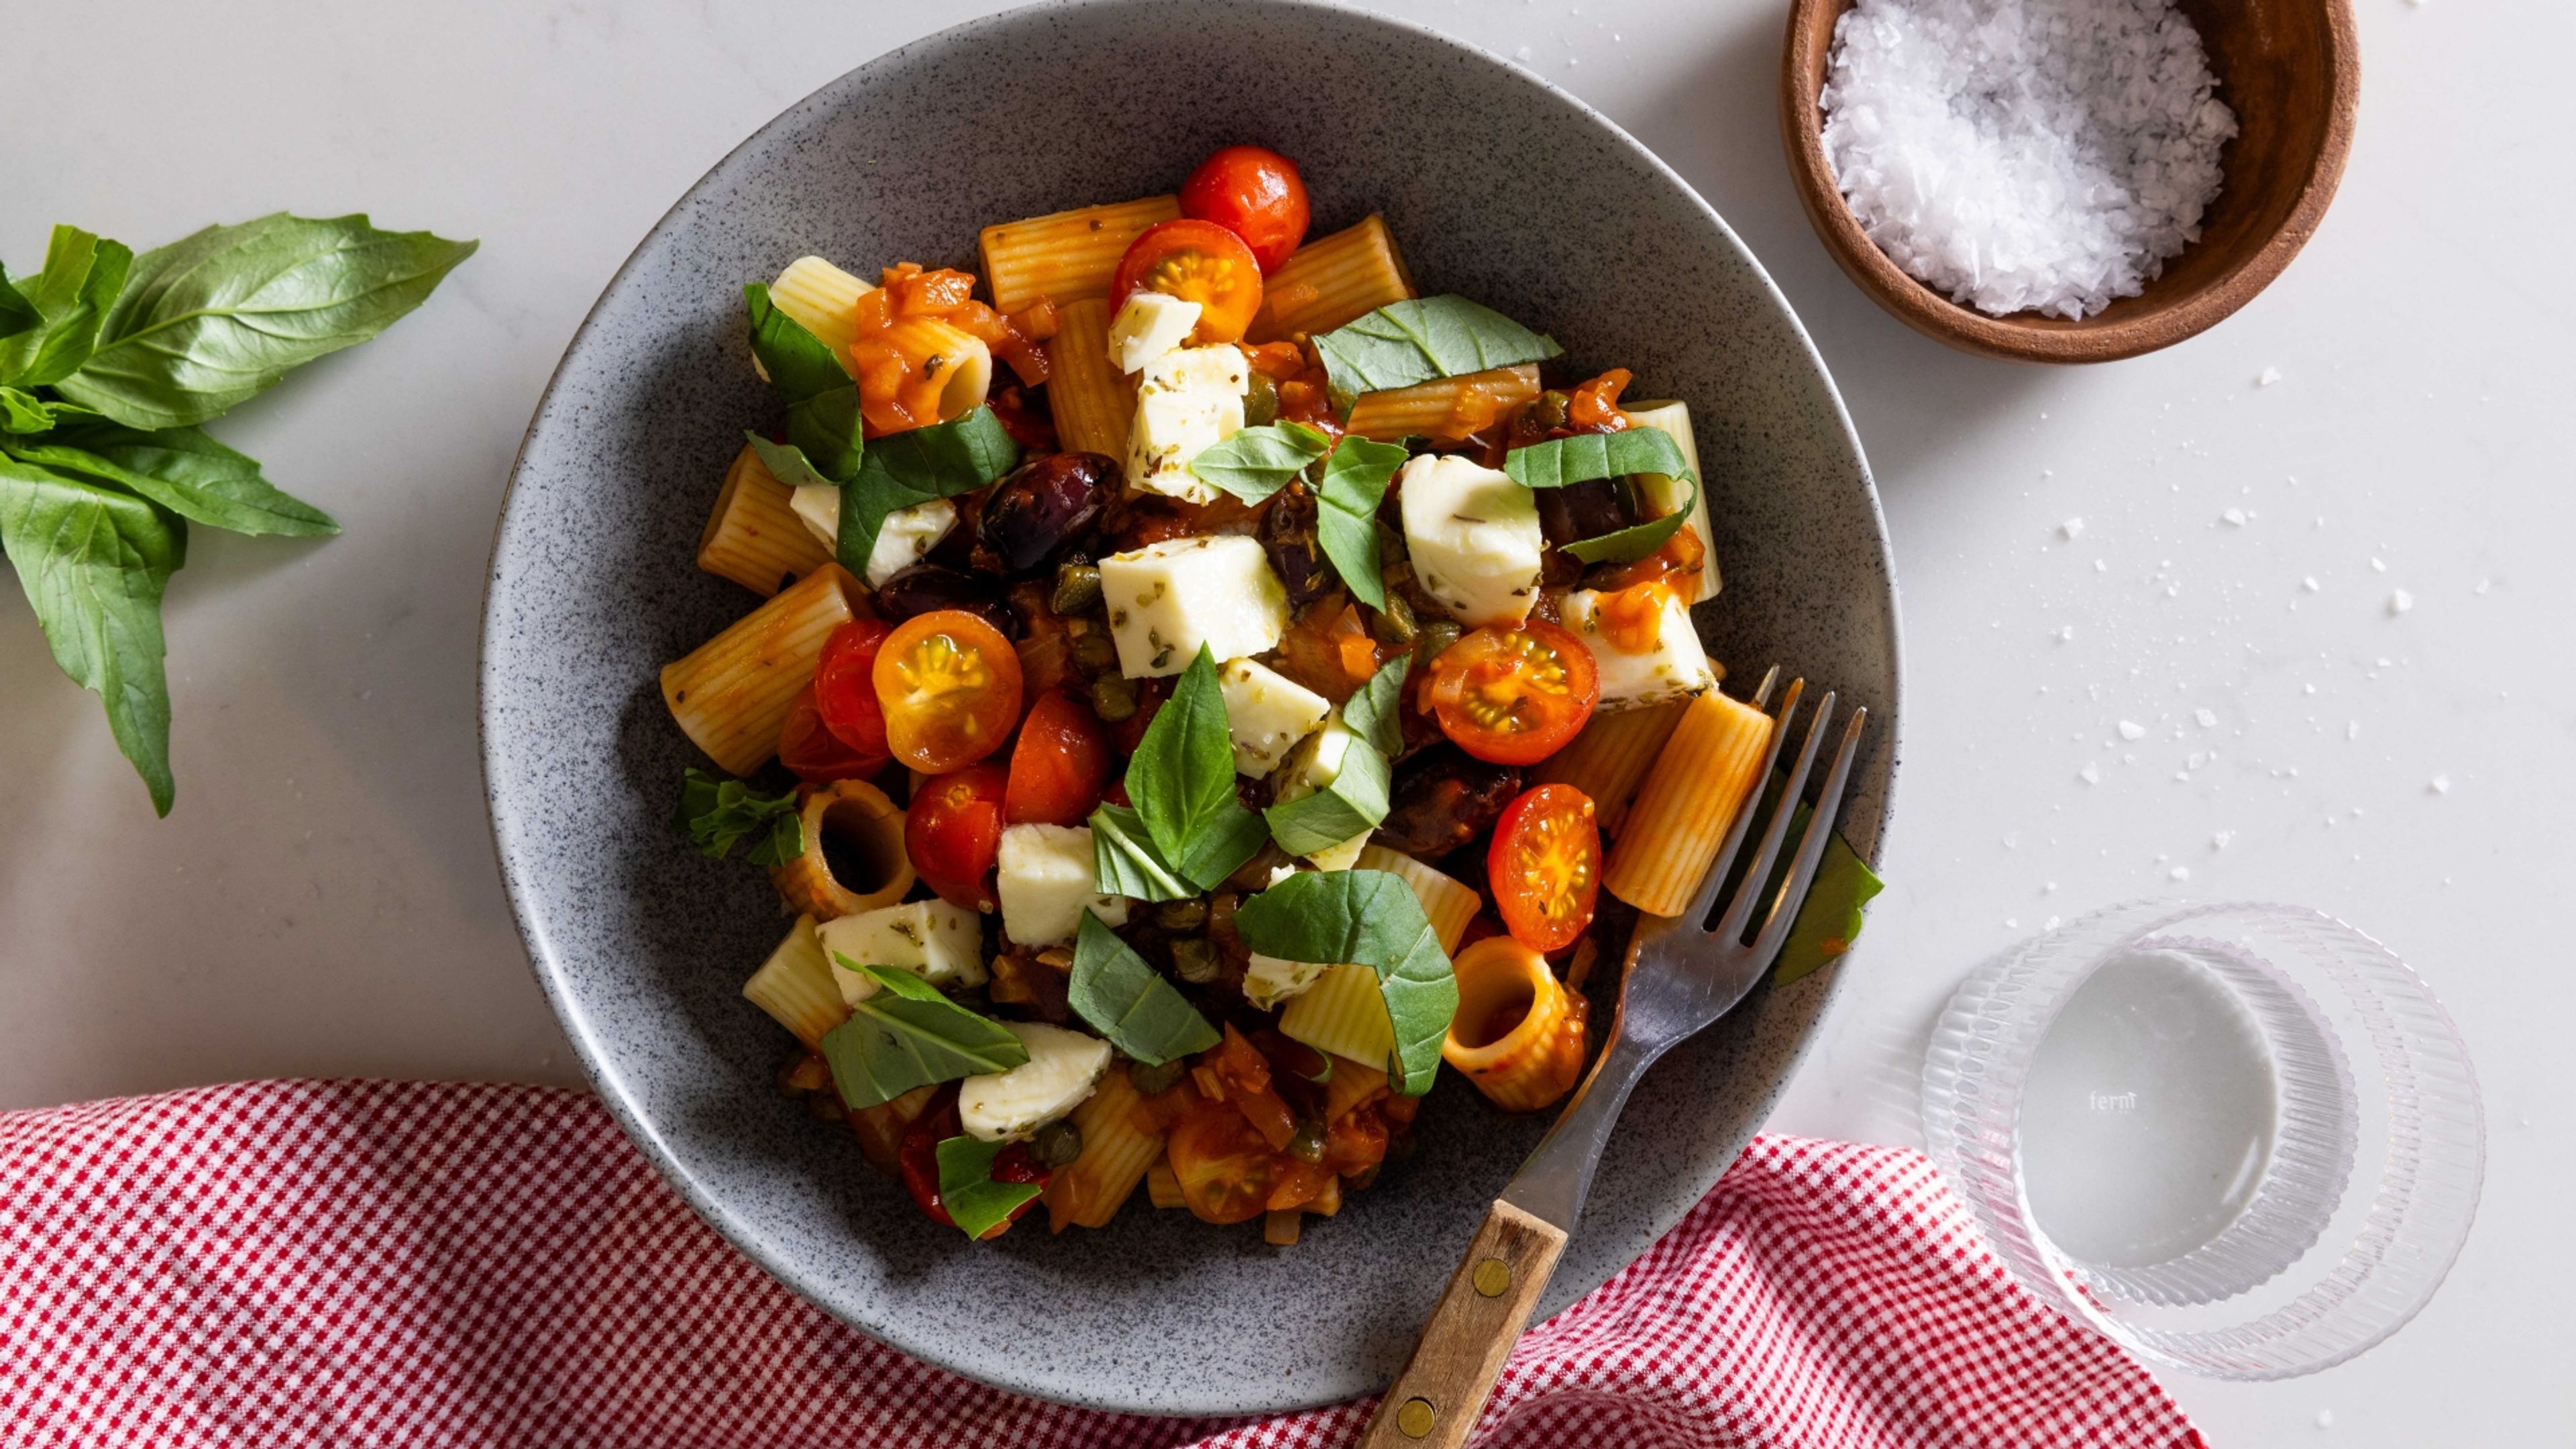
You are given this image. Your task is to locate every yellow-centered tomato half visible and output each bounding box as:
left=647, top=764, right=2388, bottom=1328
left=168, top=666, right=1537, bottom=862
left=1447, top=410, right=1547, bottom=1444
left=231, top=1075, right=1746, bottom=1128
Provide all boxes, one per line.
left=1487, top=784, right=1601, bottom=952
left=1112, top=219, right=1264, bottom=344
left=1423, top=619, right=1600, bottom=765
left=872, top=609, right=1024, bottom=773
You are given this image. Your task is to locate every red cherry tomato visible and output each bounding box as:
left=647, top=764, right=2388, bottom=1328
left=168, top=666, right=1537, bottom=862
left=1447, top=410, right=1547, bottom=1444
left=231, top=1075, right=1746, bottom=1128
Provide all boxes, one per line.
left=874, top=609, right=1024, bottom=773
left=1005, top=690, right=1112, bottom=826
left=906, top=763, right=1009, bottom=910
left=815, top=617, right=894, bottom=759
left=1488, top=784, right=1602, bottom=951
left=778, top=682, right=882, bottom=784
left=1178, top=146, right=1311, bottom=273
left=1422, top=619, right=1601, bottom=765
left=1164, top=1097, right=1283, bottom=1225
left=1112, top=219, right=1264, bottom=344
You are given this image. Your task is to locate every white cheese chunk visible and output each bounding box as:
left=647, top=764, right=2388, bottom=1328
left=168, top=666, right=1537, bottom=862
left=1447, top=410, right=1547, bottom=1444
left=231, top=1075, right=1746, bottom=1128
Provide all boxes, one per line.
left=1243, top=953, right=1332, bottom=1011
left=819, top=900, right=987, bottom=1007
left=1560, top=587, right=1716, bottom=711
left=1217, top=657, right=1330, bottom=778
left=1397, top=453, right=1544, bottom=627
left=994, top=824, right=1130, bottom=947
left=1108, top=292, right=1203, bottom=373
left=957, top=1022, right=1113, bottom=1141
left=787, top=486, right=957, bottom=588
left=1271, top=720, right=1374, bottom=869
left=1126, top=345, right=1248, bottom=503
left=1099, top=534, right=1289, bottom=678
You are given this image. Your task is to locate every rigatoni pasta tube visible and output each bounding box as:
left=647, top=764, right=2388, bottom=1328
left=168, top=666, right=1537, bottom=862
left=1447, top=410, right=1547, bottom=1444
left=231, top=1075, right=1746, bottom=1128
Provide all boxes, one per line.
left=1530, top=700, right=1688, bottom=838
left=1624, top=399, right=1721, bottom=604
left=770, top=779, right=914, bottom=921
left=979, top=196, right=1181, bottom=315
left=1604, top=687, right=1775, bottom=916
left=1248, top=214, right=1415, bottom=341
left=769, top=256, right=869, bottom=357
left=1043, top=1067, right=1167, bottom=1231
left=742, top=915, right=845, bottom=1048
left=872, top=313, right=992, bottom=423
left=1042, top=297, right=1134, bottom=458
left=1344, top=364, right=1541, bottom=443
left=697, top=443, right=831, bottom=597
left=1355, top=845, right=1479, bottom=954
left=1146, top=1159, right=1186, bottom=1210
left=1442, top=937, right=1589, bottom=1113
left=1277, top=962, right=1395, bottom=1071
left=661, top=562, right=861, bottom=776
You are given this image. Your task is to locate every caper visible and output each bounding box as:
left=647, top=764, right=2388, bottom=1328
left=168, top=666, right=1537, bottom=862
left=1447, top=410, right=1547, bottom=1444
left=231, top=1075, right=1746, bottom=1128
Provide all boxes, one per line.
left=1243, top=369, right=1281, bottom=428
left=1529, top=389, right=1572, bottom=433
left=1091, top=673, right=1138, bottom=722
left=1376, top=518, right=1406, bottom=568
left=1032, top=1118, right=1085, bottom=1169
left=1371, top=592, right=1417, bottom=646
left=1129, top=1057, right=1189, bottom=1095
left=1415, top=620, right=1463, bottom=667
left=1051, top=561, right=1104, bottom=617
left=1287, top=1120, right=1328, bottom=1165
left=1152, top=898, right=1209, bottom=932
left=1170, top=936, right=1222, bottom=983
left=1071, top=628, right=1120, bottom=676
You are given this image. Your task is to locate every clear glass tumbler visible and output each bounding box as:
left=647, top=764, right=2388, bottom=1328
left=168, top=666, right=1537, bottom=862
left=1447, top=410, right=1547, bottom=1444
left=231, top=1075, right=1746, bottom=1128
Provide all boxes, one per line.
left=1921, top=900, right=2484, bottom=1379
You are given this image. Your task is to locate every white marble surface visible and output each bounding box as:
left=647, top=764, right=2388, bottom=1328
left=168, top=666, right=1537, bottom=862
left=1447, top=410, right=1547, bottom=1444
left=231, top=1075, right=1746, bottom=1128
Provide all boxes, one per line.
left=3, top=0, right=2567, bottom=1441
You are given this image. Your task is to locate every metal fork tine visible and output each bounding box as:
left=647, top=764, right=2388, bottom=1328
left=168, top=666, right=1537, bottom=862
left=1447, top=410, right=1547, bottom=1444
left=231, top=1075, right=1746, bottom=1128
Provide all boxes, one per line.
left=1672, top=674, right=1802, bottom=930
left=1747, top=706, right=1869, bottom=964
left=1713, top=689, right=1837, bottom=944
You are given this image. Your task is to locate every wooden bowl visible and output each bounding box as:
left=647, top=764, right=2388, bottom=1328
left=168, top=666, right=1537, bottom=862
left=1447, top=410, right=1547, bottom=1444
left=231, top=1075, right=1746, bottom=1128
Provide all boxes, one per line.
left=1780, top=0, right=2360, bottom=363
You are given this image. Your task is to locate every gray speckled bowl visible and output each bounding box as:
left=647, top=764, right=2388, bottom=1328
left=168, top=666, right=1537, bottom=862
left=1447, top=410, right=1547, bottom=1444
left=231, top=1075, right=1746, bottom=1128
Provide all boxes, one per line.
left=481, top=0, right=1900, bottom=1417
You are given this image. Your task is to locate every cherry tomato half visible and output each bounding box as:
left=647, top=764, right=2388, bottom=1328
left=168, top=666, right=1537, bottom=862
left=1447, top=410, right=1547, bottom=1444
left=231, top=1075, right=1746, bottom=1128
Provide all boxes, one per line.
left=873, top=608, right=1024, bottom=772
left=1179, top=145, right=1311, bottom=273
left=1112, top=219, right=1263, bottom=345
left=907, top=763, right=1009, bottom=910
left=1422, top=619, right=1601, bottom=765
left=779, top=682, right=882, bottom=784
left=1005, top=690, right=1112, bottom=827
left=1489, top=784, right=1602, bottom=951
left=815, top=616, right=894, bottom=759
left=1165, top=1097, right=1282, bottom=1225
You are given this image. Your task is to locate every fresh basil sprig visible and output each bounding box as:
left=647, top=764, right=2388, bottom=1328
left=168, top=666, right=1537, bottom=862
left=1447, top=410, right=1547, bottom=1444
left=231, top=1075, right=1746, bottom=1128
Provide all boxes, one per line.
left=834, top=407, right=1020, bottom=577
left=1231, top=869, right=1458, bottom=1095
left=1501, top=429, right=1695, bottom=491
left=1114, top=645, right=1268, bottom=892
left=0, top=215, right=471, bottom=814
left=1312, top=296, right=1563, bottom=411
left=1313, top=435, right=1407, bottom=610
left=1187, top=421, right=1331, bottom=504
left=819, top=960, right=1030, bottom=1110
left=1069, top=914, right=1221, bottom=1065
left=934, top=1135, right=1044, bottom=1238
left=1561, top=480, right=1699, bottom=565
left=674, top=767, right=805, bottom=865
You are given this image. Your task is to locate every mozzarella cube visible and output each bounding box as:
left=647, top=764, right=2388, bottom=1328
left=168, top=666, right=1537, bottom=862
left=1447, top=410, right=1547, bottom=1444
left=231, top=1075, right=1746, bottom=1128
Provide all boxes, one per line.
left=1108, top=292, right=1203, bottom=373
left=1397, top=453, right=1544, bottom=627
left=1099, top=534, right=1289, bottom=677
left=1127, top=345, right=1248, bottom=502
left=995, top=824, right=1130, bottom=947
left=1217, top=657, right=1331, bottom=777
left=958, top=1022, right=1113, bottom=1141
left=1560, top=588, right=1715, bottom=711
left=787, top=486, right=956, bottom=588
left=819, top=900, right=987, bottom=1007
left=1271, top=720, right=1373, bottom=869
left=1243, top=953, right=1332, bottom=1011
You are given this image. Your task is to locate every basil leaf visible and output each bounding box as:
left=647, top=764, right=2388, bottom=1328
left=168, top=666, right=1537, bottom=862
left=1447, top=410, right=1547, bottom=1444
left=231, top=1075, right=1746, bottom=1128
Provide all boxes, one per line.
left=1087, top=803, right=1198, bottom=902
left=1187, top=421, right=1330, bottom=504
left=55, top=215, right=476, bottom=431
left=1068, top=914, right=1221, bottom=1065
left=0, top=266, right=36, bottom=342
left=1562, top=480, right=1698, bottom=565
left=1124, top=645, right=1266, bottom=891
left=1713, top=770, right=1887, bottom=988
left=836, top=407, right=1020, bottom=577
left=745, top=282, right=865, bottom=484
left=0, top=227, right=134, bottom=389
left=743, top=430, right=836, bottom=491
left=1263, top=737, right=1389, bottom=856
left=934, top=1135, right=1044, bottom=1239
left=1338, top=655, right=1409, bottom=759
left=8, top=423, right=336, bottom=537
left=819, top=959, right=1030, bottom=1109
left=1503, top=429, right=1695, bottom=490
left=1313, top=435, right=1407, bottom=610
left=1231, top=869, right=1456, bottom=1095
left=1312, top=296, right=1563, bottom=411
left=0, top=388, right=58, bottom=434
left=672, top=766, right=805, bottom=865
left=0, top=458, right=184, bottom=814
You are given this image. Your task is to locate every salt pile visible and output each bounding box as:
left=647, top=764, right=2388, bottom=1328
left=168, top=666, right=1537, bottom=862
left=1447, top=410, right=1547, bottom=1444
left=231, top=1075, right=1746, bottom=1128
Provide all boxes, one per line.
left=1821, top=0, right=2237, bottom=319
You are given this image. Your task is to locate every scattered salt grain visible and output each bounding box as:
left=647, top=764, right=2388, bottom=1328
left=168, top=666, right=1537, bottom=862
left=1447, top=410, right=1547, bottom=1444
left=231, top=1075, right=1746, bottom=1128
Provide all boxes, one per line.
left=2059, top=517, right=2087, bottom=539
left=2370, top=557, right=2387, bottom=572
left=2387, top=588, right=2414, bottom=615
left=2302, top=576, right=2320, bottom=592
left=2118, top=720, right=2146, bottom=741
left=2079, top=763, right=2102, bottom=784
left=2429, top=775, right=2450, bottom=794
left=2222, top=507, right=2247, bottom=527
left=2169, top=865, right=2191, bottom=881
left=2212, top=829, right=2233, bottom=849
left=2194, top=708, right=2217, bottom=728
left=2257, top=366, right=2282, bottom=386
left=1819, top=0, right=2237, bottom=319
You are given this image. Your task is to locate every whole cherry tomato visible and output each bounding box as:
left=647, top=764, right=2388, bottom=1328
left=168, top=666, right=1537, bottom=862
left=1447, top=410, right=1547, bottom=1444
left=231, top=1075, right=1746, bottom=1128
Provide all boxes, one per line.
left=1488, top=784, right=1602, bottom=951
left=1178, top=145, right=1311, bottom=273
left=778, top=682, right=882, bottom=784
left=814, top=616, right=894, bottom=758
left=1005, top=690, right=1112, bottom=826
left=1422, top=619, right=1601, bottom=765
left=873, top=608, right=1024, bottom=772
left=1112, top=219, right=1264, bottom=344
left=906, top=763, right=1009, bottom=910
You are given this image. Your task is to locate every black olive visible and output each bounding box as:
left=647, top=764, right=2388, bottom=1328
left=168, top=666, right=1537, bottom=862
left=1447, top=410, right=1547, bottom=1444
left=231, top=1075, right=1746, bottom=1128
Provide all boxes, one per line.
left=871, top=564, right=1019, bottom=639
left=1378, top=745, right=1522, bottom=859
left=1259, top=484, right=1328, bottom=608
left=1536, top=476, right=1635, bottom=547
left=972, top=452, right=1116, bottom=577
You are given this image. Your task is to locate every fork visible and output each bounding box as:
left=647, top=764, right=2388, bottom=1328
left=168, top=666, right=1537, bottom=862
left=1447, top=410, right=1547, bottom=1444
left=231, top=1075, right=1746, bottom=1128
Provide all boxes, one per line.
left=1356, top=669, right=1869, bottom=1449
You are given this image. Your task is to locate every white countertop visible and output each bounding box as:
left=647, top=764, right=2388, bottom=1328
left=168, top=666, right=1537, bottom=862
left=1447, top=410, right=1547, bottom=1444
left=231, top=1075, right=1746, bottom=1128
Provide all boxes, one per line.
left=3, top=1, right=2567, bottom=1441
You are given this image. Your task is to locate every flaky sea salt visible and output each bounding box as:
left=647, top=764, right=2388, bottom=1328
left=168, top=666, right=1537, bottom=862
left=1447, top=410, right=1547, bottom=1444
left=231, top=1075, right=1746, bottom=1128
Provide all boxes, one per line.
left=1820, top=0, right=2237, bottom=319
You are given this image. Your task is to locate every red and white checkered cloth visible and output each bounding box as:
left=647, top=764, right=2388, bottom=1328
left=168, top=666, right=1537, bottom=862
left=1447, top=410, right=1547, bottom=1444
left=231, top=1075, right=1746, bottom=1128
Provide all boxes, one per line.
left=0, top=1081, right=2200, bottom=1448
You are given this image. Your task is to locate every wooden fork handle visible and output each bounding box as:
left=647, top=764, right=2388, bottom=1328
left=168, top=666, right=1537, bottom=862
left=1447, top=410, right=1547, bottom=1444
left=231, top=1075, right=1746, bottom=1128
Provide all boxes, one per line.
left=1356, top=1199, right=1568, bottom=1449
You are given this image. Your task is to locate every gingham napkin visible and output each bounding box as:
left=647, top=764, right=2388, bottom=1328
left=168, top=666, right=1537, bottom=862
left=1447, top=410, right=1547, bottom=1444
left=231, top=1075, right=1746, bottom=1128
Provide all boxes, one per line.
left=0, top=1081, right=2201, bottom=1448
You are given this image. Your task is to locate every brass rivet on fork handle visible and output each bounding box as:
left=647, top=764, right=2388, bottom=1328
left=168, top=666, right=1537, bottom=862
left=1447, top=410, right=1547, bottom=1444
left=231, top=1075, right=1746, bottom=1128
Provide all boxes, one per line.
left=1396, top=1398, right=1437, bottom=1438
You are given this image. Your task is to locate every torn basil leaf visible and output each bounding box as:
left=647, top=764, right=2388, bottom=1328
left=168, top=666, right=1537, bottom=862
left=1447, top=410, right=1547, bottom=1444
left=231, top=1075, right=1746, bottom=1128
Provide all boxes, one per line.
left=1187, top=421, right=1330, bottom=504
left=673, top=766, right=804, bottom=865
left=1503, top=428, right=1695, bottom=491
left=6, top=424, right=337, bottom=537
left=1312, top=295, right=1563, bottom=410
left=820, top=960, right=1030, bottom=1109
left=1313, top=435, right=1407, bottom=610
left=1121, top=646, right=1267, bottom=891
left=0, top=227, right=132, bottom=391
left=934, top=1135, right=1044, bottom=1238
left=1562, top=480, right=1698, bottom=565
left=835, top=405, right=1019, bottom=577
left=1232, top=869, right=1456, bottom=1095
left=1068, top=914, right=1221, bottom=1065
left=1338, top=655, right=1409, bottom=759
